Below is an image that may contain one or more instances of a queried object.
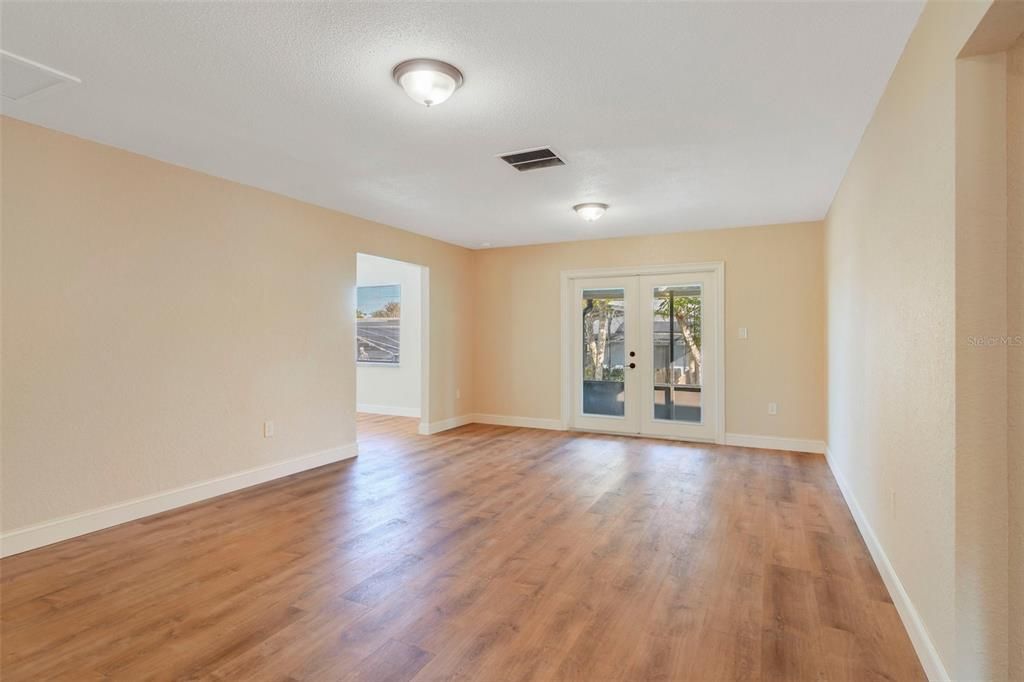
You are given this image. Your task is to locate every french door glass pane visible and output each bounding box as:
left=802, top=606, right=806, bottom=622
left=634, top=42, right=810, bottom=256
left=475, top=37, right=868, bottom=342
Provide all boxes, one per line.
left=652, top=284, right=702, bottom=423
left=581, top=288, right=626, bottom=416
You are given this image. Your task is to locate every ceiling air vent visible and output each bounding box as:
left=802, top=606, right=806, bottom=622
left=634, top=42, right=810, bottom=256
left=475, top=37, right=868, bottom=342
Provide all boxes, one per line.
left=498, top=147, right=565, bottom=172
left=0, top=50, right=81, bottom=103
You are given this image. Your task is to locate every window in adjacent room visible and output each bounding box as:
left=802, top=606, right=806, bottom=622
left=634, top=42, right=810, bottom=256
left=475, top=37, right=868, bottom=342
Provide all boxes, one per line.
left=356, top=284, right=401, bottom=364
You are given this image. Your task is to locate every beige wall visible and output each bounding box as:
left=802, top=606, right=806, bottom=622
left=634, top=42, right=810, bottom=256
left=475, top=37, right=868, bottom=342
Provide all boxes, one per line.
left=825, top=0, right=1001, bottom=677
left=473, top=221, right=826, bottom=442
left=0, top=117, right=474, bottom=532
left=1007, top=31, right=1023, bottom=682
left=955, top=48, right=1008, bottom=682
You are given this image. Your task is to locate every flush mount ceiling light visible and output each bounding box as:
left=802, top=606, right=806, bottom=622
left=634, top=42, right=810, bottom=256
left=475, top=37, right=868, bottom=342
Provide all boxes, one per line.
left=392, top=58, right=463, bottom=107
left=573, top=203, right=609, bottom=222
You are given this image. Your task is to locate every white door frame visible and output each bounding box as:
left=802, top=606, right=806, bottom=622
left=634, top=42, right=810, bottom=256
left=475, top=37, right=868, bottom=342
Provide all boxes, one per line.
left=419, top=265, right=430, bottom=434
left=559, top=262, right=726, bottom=444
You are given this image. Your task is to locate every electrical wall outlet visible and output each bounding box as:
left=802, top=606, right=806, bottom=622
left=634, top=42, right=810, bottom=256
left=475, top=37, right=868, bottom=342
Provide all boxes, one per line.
left=264, top=420, right=274, bottom=438
left=456, top=388, right=461, bottom=400
left=739, top=327, right=748, bottom=339
left=768, top=402, right=778, bottom=416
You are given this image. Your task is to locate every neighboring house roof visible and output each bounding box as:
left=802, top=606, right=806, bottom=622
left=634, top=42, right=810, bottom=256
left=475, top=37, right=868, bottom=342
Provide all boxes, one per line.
left=357, top=318, right=399, bottom=361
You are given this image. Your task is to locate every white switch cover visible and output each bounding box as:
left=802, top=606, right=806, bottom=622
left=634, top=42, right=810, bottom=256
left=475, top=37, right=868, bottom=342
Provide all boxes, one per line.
left=739, top=327, right=748, bottom=339
left=456, top=388, right=461, bottom=400
left=264, top=420, right=274, bottom=438
left=768, top=402, right=778, bottom=416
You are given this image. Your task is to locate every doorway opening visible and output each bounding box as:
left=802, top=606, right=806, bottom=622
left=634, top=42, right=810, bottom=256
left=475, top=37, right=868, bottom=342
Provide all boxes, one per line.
left=355, top=253, right=428, bottom=437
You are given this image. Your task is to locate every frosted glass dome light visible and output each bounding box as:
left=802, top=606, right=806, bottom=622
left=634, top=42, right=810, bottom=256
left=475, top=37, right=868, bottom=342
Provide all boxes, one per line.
left=392, top=59, right=464, bottom=107
left=573, top=203, right=609, bottom=222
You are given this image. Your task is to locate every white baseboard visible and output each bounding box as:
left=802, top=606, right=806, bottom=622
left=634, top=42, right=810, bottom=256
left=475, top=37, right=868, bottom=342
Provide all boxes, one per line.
left=0, top=443, right=358, bottom=558
left=415, top=420, right=819, bottom=447
left=417, top=414, right=474, bottom=435
left=357, top=403, right=421, bottom=418
left=471, top=413, right=566, bottom=431
left=824, top=446, right=946, bottom=682
left=416, top=413, right=565, bottom=435
left=724, top=432, right=825, bottom=454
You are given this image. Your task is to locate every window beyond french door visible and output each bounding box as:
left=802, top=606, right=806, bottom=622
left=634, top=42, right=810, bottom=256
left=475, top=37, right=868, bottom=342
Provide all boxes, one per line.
left=570, top=269, right=721, bottom=442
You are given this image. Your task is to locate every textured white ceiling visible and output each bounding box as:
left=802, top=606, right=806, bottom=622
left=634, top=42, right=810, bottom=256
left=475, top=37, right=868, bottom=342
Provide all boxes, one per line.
left=1, top=1, right=923, bottom=248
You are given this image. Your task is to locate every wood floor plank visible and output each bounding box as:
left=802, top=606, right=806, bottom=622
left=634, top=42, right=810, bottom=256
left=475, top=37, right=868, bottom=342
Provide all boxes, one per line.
left=1, top=414, right=925, bottom=681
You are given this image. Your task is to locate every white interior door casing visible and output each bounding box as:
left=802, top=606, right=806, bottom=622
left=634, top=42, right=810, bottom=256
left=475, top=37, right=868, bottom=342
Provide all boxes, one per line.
left=563, top=263, right=725, bottom=444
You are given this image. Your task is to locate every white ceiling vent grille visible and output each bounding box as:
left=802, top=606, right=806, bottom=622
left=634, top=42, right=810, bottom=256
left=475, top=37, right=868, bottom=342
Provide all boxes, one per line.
left=498, top=147, right=565, bottom=172
left=1, top=50, right=81, bottom=102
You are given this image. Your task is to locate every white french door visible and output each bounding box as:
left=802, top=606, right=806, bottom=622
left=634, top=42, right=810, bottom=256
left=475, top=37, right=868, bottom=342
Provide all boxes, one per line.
left=572, top=277, right=641, bottom=434
left=568, top=266, right=722, bottom=443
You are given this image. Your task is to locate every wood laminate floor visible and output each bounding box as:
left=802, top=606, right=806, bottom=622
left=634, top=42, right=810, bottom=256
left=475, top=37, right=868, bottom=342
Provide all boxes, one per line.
left=1, top=414, right=925, bottom=681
